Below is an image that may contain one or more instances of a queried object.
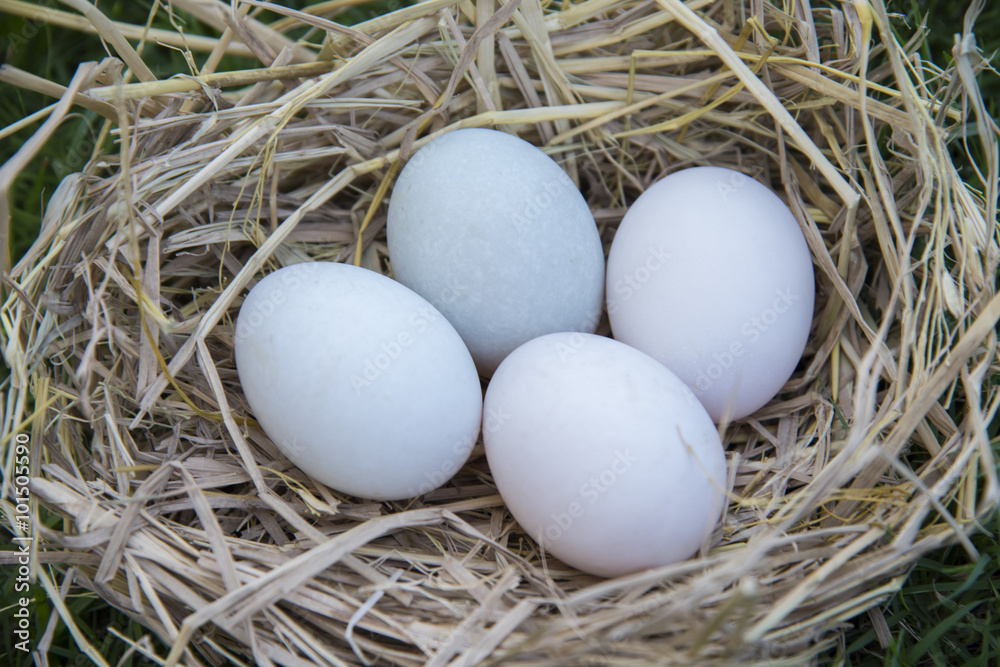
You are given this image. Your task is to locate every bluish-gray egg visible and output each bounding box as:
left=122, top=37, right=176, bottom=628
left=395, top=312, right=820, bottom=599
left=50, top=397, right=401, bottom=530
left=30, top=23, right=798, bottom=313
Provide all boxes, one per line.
left=387, top=128, right=606, bottom=376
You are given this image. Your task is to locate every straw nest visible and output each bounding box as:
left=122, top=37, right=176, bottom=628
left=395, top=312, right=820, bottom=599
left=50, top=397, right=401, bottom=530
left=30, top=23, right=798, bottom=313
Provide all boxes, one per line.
left=2, top=0, right=998, bottom=664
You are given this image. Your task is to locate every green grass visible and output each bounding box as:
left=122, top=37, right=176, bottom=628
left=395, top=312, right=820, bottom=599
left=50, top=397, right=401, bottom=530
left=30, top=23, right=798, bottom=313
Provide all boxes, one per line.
left=825, top=512, right=1000, bottom=666
left=0, top=559, right=164, bottom=666
left=818, top=2, right=1000, bottom=665
left=1, top=503, right=174, bottom=665
left=2, top=1, right=998, bottom=665
left=905, top=0, right=1000, bottom=189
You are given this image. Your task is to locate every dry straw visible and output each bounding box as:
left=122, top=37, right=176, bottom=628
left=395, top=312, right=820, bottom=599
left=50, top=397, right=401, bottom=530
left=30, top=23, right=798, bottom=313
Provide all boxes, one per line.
left=1, top=0, right=998, bottom=664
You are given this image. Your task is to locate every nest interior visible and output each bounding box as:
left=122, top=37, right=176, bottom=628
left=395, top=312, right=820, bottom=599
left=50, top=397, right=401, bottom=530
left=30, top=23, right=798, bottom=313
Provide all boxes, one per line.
left=2, top=0, right=999, bottom=665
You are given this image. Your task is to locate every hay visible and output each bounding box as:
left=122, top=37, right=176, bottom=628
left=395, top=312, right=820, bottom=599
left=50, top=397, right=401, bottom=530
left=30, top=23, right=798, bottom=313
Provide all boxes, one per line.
left=2, top=0, right=998, bottom=664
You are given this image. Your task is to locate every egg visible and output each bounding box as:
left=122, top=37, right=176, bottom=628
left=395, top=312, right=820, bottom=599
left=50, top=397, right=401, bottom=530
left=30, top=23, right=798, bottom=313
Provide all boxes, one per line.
left=483, top=332, right=727, bottom=578
left=234, top=262, right=483, bottom=500
left=606, top=166, right=815, bottom=422
left=387, top=128, right=606, bottom=376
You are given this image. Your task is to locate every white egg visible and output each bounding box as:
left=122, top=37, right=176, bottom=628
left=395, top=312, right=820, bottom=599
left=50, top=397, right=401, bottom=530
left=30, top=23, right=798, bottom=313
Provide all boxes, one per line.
left=606, top=166, right=815, bottom=422
left=387, top=128, right=606, bottom=376
left=234, top=262, right=483, bottom=500
left=483, top=332, right=727, bottom=578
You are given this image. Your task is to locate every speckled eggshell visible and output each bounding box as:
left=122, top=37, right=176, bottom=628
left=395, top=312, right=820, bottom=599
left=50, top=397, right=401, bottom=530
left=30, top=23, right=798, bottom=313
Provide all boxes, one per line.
left=234, top=262, right=483, bottom=501
left=483, top=332, right=727, bottom=578
left=606, top=166, right=815, bottom=422
left=387, top=128, right=606, bottom=376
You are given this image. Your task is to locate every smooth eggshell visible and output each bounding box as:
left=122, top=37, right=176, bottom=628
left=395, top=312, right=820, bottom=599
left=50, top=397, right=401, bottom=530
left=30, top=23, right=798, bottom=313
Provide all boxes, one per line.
left=235, top=262, right=483, bottom=500
left=483, top=333, right=727, bottom=578
left=606, top=166, right=815, bottom=421
left=388, top=128, right=606, bottom=376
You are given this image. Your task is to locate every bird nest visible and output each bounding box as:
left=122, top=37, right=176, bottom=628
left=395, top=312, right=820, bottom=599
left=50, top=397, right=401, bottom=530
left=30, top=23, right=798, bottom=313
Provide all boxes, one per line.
left=2, top=0, right=998, bottom=665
